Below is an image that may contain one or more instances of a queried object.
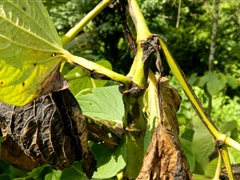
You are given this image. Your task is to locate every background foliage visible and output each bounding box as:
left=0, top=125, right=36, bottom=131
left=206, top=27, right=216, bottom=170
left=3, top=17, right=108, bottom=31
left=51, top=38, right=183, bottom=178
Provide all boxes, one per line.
left=0, top=0, right=240, bottom=179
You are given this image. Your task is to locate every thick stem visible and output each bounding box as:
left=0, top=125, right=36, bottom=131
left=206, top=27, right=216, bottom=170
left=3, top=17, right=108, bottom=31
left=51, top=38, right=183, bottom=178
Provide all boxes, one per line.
left=127, top=0, right=151, bottom=41
left=123, top=95, right=146, bottom=179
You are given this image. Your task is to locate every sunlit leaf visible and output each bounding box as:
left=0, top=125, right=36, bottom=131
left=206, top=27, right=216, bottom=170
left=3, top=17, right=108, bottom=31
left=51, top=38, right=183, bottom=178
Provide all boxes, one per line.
left=0, top=0, right=66, bottom=106
left=76, top=85, right=124, bottom=122
left=92, top=140, right=126, bottom=179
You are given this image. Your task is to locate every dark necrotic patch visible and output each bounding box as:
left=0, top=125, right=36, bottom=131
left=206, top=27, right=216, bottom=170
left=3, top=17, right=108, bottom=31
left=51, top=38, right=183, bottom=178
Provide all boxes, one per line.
left=22, top=7, right=26, bottom=11
left=22, top=82, right=25, bottom=86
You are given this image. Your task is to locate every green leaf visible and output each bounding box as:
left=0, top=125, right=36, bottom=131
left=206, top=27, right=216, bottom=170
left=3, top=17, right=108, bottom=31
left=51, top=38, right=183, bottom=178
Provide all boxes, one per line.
left=226, top=75, right=238, bottom=89
left=45, top=170, right=62, bottom=180
left=66, top=60, right=112, bottom=95
left=192, top=174, right=212, bottom=180
left=92, top=139, right=126, bottom=179
left=0, top=0, right=65, bottom=106
left=204, top=158, right=218, bottom=178
left=228, top=147, right=240, bottom=163
left=62, top=140, right=126, bottom=179
left=192, top=125, right=214, bottom=171
left=206, top=72, right=226, bottom=96
left=181, top=138, right=196, bottom=172
left=61, top=162, right=87, bottom=180
left=76, top=85, right=124, bottom=122
left=0, top=174, right=11, bottom=180
left=198, top=72, right=210, bottom=87
left=219, top=120, right=238, bottom=134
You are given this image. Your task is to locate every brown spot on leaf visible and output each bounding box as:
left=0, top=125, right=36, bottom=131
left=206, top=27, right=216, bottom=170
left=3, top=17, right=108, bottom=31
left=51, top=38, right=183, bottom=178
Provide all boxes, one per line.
left=22, top=82, right=25, bottom=86
left=0, top=81, right=3, bottom=85
left=22, top=7, right=26, bottom=11
left=33, top=63, right=37, bottom=66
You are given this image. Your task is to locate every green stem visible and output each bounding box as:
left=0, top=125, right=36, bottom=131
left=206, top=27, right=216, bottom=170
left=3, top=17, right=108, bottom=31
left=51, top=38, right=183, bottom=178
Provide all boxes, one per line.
left=225, top=136, right=240, bottom=151
left=123, top=95, right=146, bottom=179
left=64, top=51, right=131, bottom=86
left=213, top=150, right=222, bottom=180
left=127, top=0, right=151, bottom=41
left=61, top=0, right=113, bottom=47
left=220, top=145, right=235, bottom=180
left=122, top=0, right=153, bottom=178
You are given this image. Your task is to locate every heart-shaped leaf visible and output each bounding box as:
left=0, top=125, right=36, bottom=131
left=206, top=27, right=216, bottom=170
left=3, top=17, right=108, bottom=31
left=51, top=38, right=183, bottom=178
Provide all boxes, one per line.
left=0, top=0, right=66, bottom=106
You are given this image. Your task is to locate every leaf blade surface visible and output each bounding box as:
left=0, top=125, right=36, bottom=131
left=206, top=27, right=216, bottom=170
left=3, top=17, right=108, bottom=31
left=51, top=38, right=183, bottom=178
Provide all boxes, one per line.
left=0, top=0, right=65, bottom=106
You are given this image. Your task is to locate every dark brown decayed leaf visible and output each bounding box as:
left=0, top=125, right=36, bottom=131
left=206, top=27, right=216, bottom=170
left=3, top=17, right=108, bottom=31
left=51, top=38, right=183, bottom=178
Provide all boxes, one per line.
left=137, top=77, right=191, bottom=180
left=0, top=89, right=96, bottom=178
left=1, top=135, right=46, bottom=172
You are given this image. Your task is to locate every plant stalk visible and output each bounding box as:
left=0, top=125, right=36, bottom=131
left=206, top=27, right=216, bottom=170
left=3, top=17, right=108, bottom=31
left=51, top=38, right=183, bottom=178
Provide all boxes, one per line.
left=63, top=51, right=131, bottom=86
left=61, top=0, right=113, bottom=47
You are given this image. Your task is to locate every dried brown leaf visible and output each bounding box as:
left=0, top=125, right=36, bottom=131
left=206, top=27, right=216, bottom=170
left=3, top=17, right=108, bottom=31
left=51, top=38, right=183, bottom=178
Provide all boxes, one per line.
left=0, top=89, right=96, bottom=178
left=1, top=135, right=46, bottom=172
left=137, top=77, right=191, bottom=180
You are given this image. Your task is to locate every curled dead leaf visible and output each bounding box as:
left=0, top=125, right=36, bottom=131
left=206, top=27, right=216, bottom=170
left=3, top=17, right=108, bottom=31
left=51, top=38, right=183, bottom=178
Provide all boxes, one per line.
left=0, top=89, right=96, bottom=178
left=137, top=77, right=191, bottom=180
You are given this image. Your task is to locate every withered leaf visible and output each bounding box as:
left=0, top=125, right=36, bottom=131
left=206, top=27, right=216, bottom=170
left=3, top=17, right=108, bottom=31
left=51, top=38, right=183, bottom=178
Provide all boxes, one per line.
left=1, top=135, right=46, bottom=172
left=0, top=89, right=96, bottom=178
left=137, top=77, right=191, bottom=180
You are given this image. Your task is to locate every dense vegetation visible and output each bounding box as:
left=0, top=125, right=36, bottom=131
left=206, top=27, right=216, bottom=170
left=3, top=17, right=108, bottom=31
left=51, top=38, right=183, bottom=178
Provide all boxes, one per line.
left=0, top=0, right=239, bottom=179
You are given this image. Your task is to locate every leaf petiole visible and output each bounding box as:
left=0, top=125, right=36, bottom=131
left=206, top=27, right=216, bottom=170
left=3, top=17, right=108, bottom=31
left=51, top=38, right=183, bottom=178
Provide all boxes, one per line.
left=63, top=51, right=131, bottom=86
left=61, top=0, right=113, bottom=47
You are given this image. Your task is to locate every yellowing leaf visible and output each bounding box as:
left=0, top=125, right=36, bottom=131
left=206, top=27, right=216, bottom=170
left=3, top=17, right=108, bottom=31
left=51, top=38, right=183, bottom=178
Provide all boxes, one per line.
left=0, top=0, right=66, bottom=106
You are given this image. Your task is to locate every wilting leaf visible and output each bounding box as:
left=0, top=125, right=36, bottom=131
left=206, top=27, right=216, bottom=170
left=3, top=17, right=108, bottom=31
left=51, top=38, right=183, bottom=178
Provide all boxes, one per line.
left=0, top=89, right=96, bottom=178
left=1, top=135, right=45, bottom=172
left=0, top=0, right=67, bottom=106
left=137, top=77, right=191, bottom=179
left=87, top=116, right=124, bottom=150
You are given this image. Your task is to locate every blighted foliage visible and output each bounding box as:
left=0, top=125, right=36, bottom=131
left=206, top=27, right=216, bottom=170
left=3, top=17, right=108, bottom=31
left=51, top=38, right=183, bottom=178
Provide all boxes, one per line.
left=137, top=78, right=191, bottom=180
left=0, top=89, right=96, bottom=178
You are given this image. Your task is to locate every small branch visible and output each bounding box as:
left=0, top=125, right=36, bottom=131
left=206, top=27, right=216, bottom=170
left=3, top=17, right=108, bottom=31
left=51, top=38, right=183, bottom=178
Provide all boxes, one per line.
left=176, top=0, right=181, bottom=28
left=208, top=0, right=220, bottom=72
left=61, top=0, right=113, bottom=47
left=63, top=51, right=131, bottom=86
left=213, top=150, right=222, bottom=180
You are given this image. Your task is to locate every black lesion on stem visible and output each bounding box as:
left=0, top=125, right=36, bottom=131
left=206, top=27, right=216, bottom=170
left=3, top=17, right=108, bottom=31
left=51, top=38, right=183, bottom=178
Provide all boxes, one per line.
left=119, top=82, right=145, bottom=98
left=72, top=63, right=111, bottom=81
